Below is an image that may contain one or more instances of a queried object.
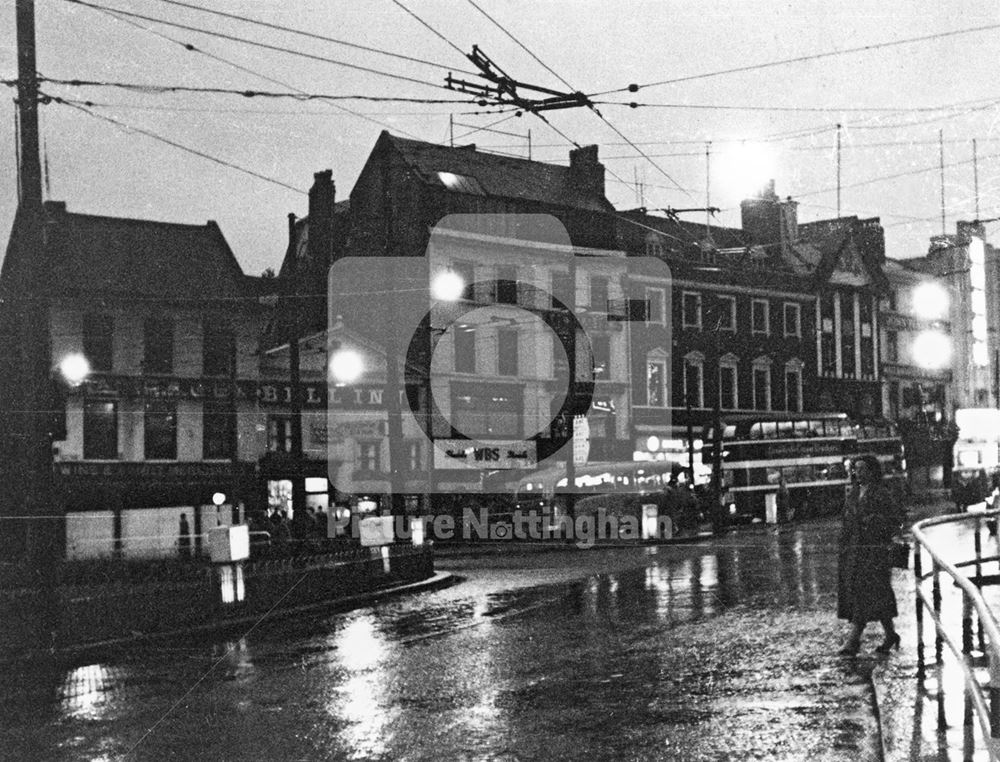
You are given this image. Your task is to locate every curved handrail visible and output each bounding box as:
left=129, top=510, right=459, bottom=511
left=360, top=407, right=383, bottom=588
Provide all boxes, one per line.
left=911, top=509, right=1000, bottom=758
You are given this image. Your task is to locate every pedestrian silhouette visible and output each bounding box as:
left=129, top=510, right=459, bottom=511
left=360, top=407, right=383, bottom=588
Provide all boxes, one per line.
left=178, top=513, right=192, bottom=559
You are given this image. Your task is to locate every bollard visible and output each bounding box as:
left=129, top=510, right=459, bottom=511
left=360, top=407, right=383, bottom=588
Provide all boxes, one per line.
left=932, top=561, right=943, bottom=665
left=915, top=545, right=926, bottom=679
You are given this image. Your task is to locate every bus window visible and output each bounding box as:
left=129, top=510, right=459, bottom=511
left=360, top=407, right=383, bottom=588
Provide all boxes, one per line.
left=776, top=421, right=795, bottom=438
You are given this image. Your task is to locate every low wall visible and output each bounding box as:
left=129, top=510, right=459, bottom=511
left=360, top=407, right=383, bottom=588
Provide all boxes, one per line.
left=0, top=544, right=433, bottom=658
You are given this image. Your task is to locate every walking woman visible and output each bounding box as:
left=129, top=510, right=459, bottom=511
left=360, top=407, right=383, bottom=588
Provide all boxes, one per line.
left=837, top=454, right=904, bottom=655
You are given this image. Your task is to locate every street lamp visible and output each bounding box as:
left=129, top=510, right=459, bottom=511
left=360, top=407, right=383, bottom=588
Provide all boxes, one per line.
left=329, top=349, right=364, bottom=386
left=57, top=352, right=90, bottom=387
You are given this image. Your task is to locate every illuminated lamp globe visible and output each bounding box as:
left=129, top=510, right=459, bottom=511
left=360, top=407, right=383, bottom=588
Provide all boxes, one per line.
left=646, top=435, right=661, bottom=452
left=431, top=270, right=465, bottom=302
left=912, top=330, right=951, bottom=370
left=212, top=492, right=227, bottom=506
left=329, top=350, right=364, bottom=385
left=58, top=353, right=91, bottom=387
left=912, top=281, right=949, bottom=320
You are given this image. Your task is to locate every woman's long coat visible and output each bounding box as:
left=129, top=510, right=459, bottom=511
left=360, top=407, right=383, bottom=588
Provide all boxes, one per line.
left=837, top=483, right=901, bottom=623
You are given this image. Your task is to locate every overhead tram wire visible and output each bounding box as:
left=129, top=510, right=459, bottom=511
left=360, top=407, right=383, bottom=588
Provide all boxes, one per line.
left=461, top=0, right=693, bottom=199
left=62, top=0, right=453, bottom=94
left=37, top=78, right=476, bottom=104
left=145, top=0, right=479, bottom=77
left=47, top=94, right=308, bottom=195
left=72, top=3, right=445, bottom=142
left=388, top=0, right=470, bottom=59
left=589, top=21, right=1000, bottom=96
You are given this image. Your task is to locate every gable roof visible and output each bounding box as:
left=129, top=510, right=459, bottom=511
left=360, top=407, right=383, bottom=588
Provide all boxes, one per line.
left=380, top=132, right=615, bottom=213
left=28, top=202, right=249, bottom=301
left=800, top=216, right=888, bottom=292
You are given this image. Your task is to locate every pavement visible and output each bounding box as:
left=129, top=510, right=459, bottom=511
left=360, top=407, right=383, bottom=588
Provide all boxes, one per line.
left=870, top=496, right=998, bottom=762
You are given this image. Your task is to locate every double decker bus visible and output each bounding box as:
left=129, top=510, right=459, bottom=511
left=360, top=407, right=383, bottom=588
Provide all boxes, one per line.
left=703, top=412, right=858, bottom=523
left=952, top=408, right=1000, bottom=509
left=857, top=418, right=908, bottom=501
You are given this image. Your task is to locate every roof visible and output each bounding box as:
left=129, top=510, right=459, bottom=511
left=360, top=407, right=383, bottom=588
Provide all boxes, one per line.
left=382, top=133, right=615, bottom=213
left=33, top=202, right=249, bottom=300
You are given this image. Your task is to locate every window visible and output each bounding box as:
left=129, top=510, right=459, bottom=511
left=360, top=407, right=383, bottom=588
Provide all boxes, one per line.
left=645, top=288, right=666, bottom=325
left=886, top=331, right=898, bottom=362
left=684, top=353, right=704, bottom=408
left=267, top=415, right=293, bottom=453
left=716, top=295, right=736, bottom=331
left=646, top=234, right=664, bottom=258
left=359, top=441, right=382, bottom=472
left=784, top=360, right=803, bottom=412
left=143, top=316, right=174, bottom=375
left=407, top=442, right=421, bottom=472
left=719, top=356, right=738, bottom=410
left=83, top=313, right=114, bottom=373
left=203, top=400, right=235, bottom=459
left=682, top=292, right=702, bottom=329
left=753, top=358, right=772, bottom=411
left=589, top=275, right=609, bottom=313
left=83, top=399, right=117, bottom=459
left=496, top=265, right=518, bottom=305
left=498, top=328, right=518, bottom=376
left=452, top=261, right=475, bottom=301
left=551, top=271, right=573, bottom=309
left=144, top=400, right=177, bottom=459
left=451, top=384, right=520, bottom=438
left=437, top=171, right=484, bottom=194
left=647, top=359, right=666, bottom=406
left=751, top=299, right=769, bottom=335
left=454, top=326, right=475, bottom=373
left=591, top=334, right=611, bottom=379
left=783, top=303, right=801, bottom=338
left=203, top=321, right=235, bottom=377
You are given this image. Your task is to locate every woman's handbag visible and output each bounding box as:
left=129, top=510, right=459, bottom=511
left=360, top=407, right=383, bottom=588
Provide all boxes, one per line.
left=891, top=538, right=910, bottom=569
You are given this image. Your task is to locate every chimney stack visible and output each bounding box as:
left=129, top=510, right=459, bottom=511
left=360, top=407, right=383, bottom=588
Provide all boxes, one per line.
left=307, top=170, right=336, bottom=269
left=569, top=145, right=605, bottom=199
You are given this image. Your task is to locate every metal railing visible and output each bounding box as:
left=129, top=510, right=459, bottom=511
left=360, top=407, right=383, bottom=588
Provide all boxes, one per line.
left=912, top=509, right=1000, bottom=760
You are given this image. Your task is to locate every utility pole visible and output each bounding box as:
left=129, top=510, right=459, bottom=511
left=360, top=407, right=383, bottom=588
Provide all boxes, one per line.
left=8, top=0, right=59, bottom=642
left=836, top=124, right=842, bottom=218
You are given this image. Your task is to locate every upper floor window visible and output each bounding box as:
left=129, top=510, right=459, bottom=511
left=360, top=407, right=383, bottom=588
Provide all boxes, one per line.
left=647, top=357, right=667, bottom=407
left=144, top=400, right=177, bottom=460
left=751, top=299, right=770, bottom=335
left=450, top=261, right=475, bottom=301
left=83, top=399, right=117, bottom=459
left=143, top=316, right=174, bottom=375
left=589, top=275, right=609, bottom=314
left=646, top=235, right=664, bottom=258
left=454, top=325, right=475, bottom=373
left=437, top=171, right=484, bottom=195
left=359, top=441, right=382, bottom=472
left=784, top=359, right=804, bottom=412
left=267, top=415, right=293, bottom=453
left=783, top=303, right=801, bottom=338
left=752, top=357, right=772, bottom=411
left=719, top=354, right=739, bottom=410
left=551, top=271, right=573, bottom=309
left=496, top=265, right=518, bottom=305
left=591, top=334, right=611, bottom=379
left=682, top=291, right=702, bottom=329
left=683, top=352, right=704, bottom=408
left=83, top=313, right=114, bottom=373
left=203, top=400, right=235, bottom=459
left=203, top=321, right=235, bottom=377
left=497, top=328, right=518, bottom=376
left=716, top=295, right=736, bottom=331
left=645, top=288, right=666, bottom=325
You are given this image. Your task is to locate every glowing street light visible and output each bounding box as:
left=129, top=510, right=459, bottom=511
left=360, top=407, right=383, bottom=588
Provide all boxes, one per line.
left=912, top=330, right=952, bottom=370
left=57, top=352, right=90, bottom=387
left=912, top=281, right=949, bottom=321
left=329, top=349, right=364, bottom=385
left=431, top=269, right=465, bottom=302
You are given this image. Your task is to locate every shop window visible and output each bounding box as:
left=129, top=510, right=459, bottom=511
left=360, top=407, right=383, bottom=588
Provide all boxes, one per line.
left=267, top=415, right=293, bottom=453
left=143, top=316, right=173, bottom=375
left=83, top=399, right=117, bottom=459
left=203, top=400, right=235, bottom=459
left=144, top=400, right=177, bottom=459
left=203, top=321, right=235, bottom=377
left=83, top=313, right=114, bottom=373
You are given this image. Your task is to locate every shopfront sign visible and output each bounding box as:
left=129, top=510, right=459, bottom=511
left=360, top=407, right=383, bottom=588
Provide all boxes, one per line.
left=56, top=461, right=242, bottom=481
left=433, top=439, right=537, bottom=470
left=80, top=373, right=405, bottom=410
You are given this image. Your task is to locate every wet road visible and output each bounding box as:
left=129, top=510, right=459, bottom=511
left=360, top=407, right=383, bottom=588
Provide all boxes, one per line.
left=1, top=520, right=882, bottom=761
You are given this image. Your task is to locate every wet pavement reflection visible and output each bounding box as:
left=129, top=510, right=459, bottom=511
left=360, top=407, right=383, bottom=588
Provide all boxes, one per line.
left=1, top=520, right=882, bottom=761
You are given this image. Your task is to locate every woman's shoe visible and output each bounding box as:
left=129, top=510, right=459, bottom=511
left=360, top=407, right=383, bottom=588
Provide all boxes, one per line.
left=837, top=639, right=861, bottom=656
left=875, top=633, right=901, bottom=654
